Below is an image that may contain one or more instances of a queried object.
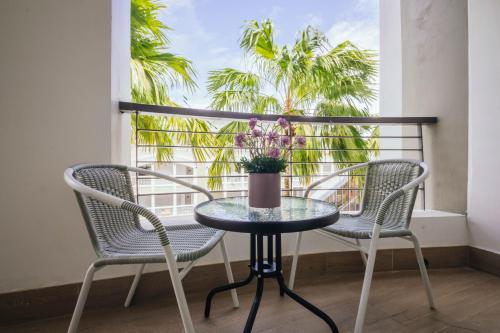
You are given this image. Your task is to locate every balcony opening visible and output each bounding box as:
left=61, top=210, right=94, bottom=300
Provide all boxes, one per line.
left=129, top=0, right=384, bottom=220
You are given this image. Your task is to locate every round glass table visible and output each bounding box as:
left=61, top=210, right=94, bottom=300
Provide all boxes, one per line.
left=194, top=196, right=340, bottom=333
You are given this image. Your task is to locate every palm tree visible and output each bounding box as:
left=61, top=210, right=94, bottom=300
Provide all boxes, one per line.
left=130, top=0, right=214, bottom=162
left=206, top=19, right=377, bottom=191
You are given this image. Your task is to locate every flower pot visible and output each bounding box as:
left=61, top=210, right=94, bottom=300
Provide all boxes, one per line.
left=248, top=173, right=281, bottom=208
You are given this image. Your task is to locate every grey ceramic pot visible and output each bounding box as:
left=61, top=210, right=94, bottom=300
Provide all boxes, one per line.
left=248, top=173, right=281, bottom=208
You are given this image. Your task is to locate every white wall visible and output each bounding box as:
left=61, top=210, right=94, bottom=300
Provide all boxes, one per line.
left=0, top=0, right=129, bottom=293
left=400, top=0, right=468, bottom=214
left=467, top=0, right=500, bottom=255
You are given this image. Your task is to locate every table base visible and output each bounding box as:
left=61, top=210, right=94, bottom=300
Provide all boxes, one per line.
left=204, top=234, right=339, bottom=333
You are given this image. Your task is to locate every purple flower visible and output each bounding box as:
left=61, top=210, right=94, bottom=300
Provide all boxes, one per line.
left=279, top=135, right=291, bottom=147
left=249, top=117, right=258, bottom=130
left=277, top=117, right=288, bottom=129
left=295, top=136, right=306, bottom=147
left=268, top=147, right=281, bottom=159
left=251, top=128, right=262, bottom=137
left=267, top=131, right=279, bottom=143
left=234, top=132, right=246, bottom=148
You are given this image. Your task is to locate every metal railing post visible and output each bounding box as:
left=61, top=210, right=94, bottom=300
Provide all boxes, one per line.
left=417, top=123, right=426, bottom=210
left=135, top=111, right=139, bottom=204
left=288, top=120, right=293, bottom=197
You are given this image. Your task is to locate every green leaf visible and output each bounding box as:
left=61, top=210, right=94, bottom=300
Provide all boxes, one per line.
left=240, top=156, right=287, bottom=173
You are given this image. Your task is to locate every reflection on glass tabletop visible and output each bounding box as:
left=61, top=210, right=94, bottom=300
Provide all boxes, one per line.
left=194, top=196, right=339, bottom=234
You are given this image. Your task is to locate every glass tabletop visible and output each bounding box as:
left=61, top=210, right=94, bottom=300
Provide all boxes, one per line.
left=194, top=196, right=339, bottom=234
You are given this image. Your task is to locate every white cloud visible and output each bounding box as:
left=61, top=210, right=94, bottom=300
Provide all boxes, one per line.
left=326, top=20, right=379, bottom=51
left=325, top=0, right=379, bottom=50
left=161, top=0, right=211, bottom=47
left=354, top=0, right=378, bottom=12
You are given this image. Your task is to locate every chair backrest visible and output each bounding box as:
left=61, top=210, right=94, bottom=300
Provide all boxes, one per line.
left=69, top=164, right=140, bottom=254
left=359, top=160, right=423, bottom=229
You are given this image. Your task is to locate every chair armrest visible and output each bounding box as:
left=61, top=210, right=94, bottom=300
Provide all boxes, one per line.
left=64, top=169, right=170, bottom=246
left=304, top=162, right=370, bottom=198
left=128, top=167, right=214, bottom=201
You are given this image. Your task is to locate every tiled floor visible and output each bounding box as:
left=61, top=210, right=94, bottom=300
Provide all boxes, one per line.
left=3, top=268, right=500, bottom=332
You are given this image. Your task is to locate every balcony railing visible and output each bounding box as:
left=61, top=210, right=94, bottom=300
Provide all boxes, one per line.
left=120, top=102, right=437, bottom=218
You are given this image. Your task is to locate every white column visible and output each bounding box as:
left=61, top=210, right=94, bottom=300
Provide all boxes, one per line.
left=467, top=0, right=500, bottom=254
left=379, top=0, right=403, bottom=160
left=400, top=0, right=468, bottom=213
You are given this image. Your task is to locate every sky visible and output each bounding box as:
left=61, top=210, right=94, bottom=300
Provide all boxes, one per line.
left=159, top=0, right=379, bottom=111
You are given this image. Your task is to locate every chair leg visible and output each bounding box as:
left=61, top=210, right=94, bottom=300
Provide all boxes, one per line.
left=354, top=224, right=381, bottom=333
left=124, top=263, right=145, bottom=308
left=163, top=245, right=195, bottom=333
left=411, top=234, right=435, bottom=309
left=288, top=232, right=303, bottom=290
left=355, top=239, right=367, bottom=266
left=220, top=238, right=239, bottom=308
left=68, top=264, right=99, bottom=333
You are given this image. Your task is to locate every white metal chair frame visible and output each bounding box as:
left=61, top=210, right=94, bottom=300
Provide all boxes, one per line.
left=64, top=165, right=239, bottom=333
left=288, top=159, right=435, bottom=333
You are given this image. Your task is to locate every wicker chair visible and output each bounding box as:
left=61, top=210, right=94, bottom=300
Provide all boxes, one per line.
left=288, top=159, right=434, bottom=333
left=64, top=164, right=239, bottom=333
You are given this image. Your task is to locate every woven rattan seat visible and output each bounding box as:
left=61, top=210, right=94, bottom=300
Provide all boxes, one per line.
left=323, top=215, right=413, bottom=239
left=93, top=224, right=224, bottom=266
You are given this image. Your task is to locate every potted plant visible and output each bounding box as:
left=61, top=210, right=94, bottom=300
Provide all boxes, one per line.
left=235, top=117, right=306, bottom=208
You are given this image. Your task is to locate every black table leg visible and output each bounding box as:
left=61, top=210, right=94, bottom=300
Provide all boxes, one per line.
left=275, top=234, right=285, bottom=297
left=204, top=233, right=338, bottom=333
left=205, top=234, right=257, bottom=318
left=204, top=271, right=254, bottom=318
left=276, top=274, right=339, bottom=333
left=243, top=277, right=264, bottom=333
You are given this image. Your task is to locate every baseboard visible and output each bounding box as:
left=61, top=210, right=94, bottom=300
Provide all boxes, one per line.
left=0, top=246, right=468, bottom=326
left=469, top=247, right=500, bottom=277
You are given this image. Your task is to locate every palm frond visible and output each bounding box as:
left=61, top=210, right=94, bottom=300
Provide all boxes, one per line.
left=240, top=19, right=277, bottom=60
left=131, top=0, right=170, bottom=46
left=207, top=68, right=261, bottom=93
left=210, top=91, right=260, bottom=112
left=312, top=41, right=377, bottom=104
left=291, top=124, right=322, bottom=185
left=207, top=121, right=248, bottom=189
left=293, top=26, right=328, bottom=56
left=166, top=117, right=216, bottom=161
left=132, top=114, right=174, bottom=162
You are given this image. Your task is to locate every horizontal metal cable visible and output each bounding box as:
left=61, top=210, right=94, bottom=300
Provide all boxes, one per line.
left=137, top=160, right=371, bottom=164
left=136, top=187, right=423, bottom=196
left=136, top=128, right=422, bottom=139
left=136, top=174, right=367, bottom=179
left=137, top=144, right=422, bottom=151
